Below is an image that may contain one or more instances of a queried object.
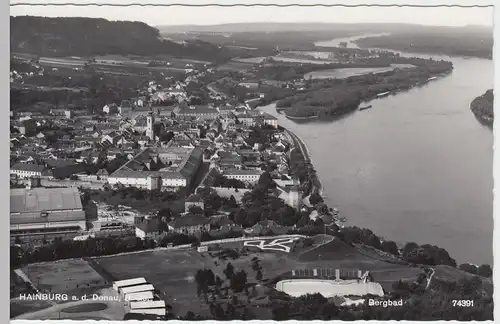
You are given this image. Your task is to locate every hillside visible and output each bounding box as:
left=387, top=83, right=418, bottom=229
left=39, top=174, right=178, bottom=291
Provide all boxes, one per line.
left=10, top=16, right=232, bottom=62
left=355, top=26, right=493, bottom=59
left=470, top=89, right=494, bottom=126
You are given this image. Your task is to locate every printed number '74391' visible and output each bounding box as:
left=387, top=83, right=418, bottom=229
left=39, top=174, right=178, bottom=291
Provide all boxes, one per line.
left=452, top=300, right=474, bottom=307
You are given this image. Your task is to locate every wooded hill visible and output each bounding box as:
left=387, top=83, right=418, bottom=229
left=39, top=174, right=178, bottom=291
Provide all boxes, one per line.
left=10, top=16, right=232, bottom=62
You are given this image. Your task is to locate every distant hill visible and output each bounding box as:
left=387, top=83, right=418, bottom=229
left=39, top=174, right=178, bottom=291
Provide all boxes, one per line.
left=157, top=22, right=492, bottom=35
left=10, top=16, right=232, bottom=62
left=470, top=89, right=494, bottom=126
left=355, top=26, right=493, bottom=59
left=157, top=22, right=427, bottom=34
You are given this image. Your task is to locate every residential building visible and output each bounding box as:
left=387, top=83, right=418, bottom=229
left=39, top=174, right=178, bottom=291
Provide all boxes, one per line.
left=168, top=214, right=210, bottom=235
left=174, top=105, right=220, bottom=121
left=223, top=169, right=263, bottom=184
left=185, top=194, right=204, bottom=211
left=10, top=163, right=46, bottom=179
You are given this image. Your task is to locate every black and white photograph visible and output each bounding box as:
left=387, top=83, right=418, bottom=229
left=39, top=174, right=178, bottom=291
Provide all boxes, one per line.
left=9, top=0, right=495, bottom=321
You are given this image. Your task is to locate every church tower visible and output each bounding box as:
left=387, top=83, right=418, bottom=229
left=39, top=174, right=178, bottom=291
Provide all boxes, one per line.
left=146, top=103, right=155, bottom=141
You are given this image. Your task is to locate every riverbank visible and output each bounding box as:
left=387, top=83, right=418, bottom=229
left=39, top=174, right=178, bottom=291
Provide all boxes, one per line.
left=470, top=89, right=493, bottom=127
left=276, top=58, right=453, bottom=119
left=282, top=127, right=323, bottom=195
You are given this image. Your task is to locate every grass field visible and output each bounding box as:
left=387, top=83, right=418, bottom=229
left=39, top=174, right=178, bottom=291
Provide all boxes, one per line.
left=22, top=259, right=109, bottom=299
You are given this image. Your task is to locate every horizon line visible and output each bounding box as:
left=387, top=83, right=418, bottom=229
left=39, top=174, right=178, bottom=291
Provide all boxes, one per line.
left=9, top=15, right=494, bottom=29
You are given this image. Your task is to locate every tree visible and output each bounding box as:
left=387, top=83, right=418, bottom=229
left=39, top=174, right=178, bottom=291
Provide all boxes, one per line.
left=224, top=262, right=235, bottom=280
left=230, top=270, right=247, bottom=293
left=228, top=195, right=238, bottom=208
left=459, top=263, right=478, bottom=275
left=309, top=192, right=323, bottom=205
left=215, top=275, right=223, bottom=288
left=402, top=242, right=419, bottom=258
left=477, top=264, right=492, bottom=278
left=380, top=240, right=399, bottom=256
left=255, top=269, right=263, bottom=281
left=257, top=172, right=276, bottom=190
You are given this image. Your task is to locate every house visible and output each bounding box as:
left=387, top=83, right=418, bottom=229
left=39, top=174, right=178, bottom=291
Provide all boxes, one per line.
left=209, top=216, right=243, bottom=235
left=262, top=113, right=278, bottom=128
left=168, top=214, right=210, bottom=235
left=103, top=103, right=119, bottom=114
left=217, top=151, right=243, bottom=170
left=96, top=169, right=109, bottom=180
left=185, top=194, right=204, bottom=212
left=101, top=132, right=122, bottom=146
left=10, top=163, right=46, bottom=179
left=250, top=220, right=289, bottom=235
left=236, top=112, right=256, bottom=127
left=135, top=217, right=162, bottom=240
left=43, top=159, right=87, bottom=180
left=18, top=119, right=37, bottom=136
left=119, top=100, right=133, bottom=117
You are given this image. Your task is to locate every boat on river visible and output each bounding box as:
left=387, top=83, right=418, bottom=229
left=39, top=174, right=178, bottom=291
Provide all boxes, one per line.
left=427, top=76, right=437, bottom=81
left=376, top=91, right=390, bottom=97
left=359, top=105, right=372, bottom=111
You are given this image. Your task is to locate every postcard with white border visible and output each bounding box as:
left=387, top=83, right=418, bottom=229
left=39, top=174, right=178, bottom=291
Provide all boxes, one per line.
left=8, top=0, right=495, bottom=322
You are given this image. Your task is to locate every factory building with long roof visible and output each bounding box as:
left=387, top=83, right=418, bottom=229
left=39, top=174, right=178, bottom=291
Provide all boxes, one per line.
left=10, top=186, right=97, bottom=243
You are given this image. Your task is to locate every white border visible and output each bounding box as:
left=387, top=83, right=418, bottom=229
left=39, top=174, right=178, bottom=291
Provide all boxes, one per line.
left=6, top=0, right=497, bottom=323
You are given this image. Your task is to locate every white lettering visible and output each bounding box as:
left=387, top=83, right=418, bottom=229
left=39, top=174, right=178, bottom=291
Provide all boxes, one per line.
left=19, top=294, right=69, bottom=301
left=368, top=299, right=403, bottom=307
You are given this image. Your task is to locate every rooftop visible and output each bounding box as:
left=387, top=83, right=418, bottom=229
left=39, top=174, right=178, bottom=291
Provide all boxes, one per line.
left=10, top=187, right=83, bottom=214
left=169, top=213, right=210, bottom=228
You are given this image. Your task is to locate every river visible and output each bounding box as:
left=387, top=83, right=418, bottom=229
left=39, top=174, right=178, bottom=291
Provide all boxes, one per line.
left=259, top=35, right=493, bottom=265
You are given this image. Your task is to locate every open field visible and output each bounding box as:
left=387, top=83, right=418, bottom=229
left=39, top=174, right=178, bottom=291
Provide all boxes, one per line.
left=216, top=61, right=253, bottom=71
left=22, top=259, right=109, bottom=299
left=95, top=236, right=423, bottom=315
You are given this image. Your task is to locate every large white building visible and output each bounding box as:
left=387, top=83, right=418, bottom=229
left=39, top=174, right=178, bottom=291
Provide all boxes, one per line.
left=10, top=163, right=46, bottom=179
left=223, top=169, right=263, bottom=184
left=108, top=147, right=203, bottom=190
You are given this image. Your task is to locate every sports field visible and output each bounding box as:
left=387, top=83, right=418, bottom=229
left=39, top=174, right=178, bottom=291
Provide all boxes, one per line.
left=22, top=259, right=109, bottom=299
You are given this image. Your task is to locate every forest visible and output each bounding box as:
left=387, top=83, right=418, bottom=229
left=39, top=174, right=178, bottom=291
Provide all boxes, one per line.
left=355, top=26, right=493, bottom=59
left=10, top=16, right=233, bottom=62
left=470, top=89, right=494, bottom=126
left=271, top=57, right=453, bottom=118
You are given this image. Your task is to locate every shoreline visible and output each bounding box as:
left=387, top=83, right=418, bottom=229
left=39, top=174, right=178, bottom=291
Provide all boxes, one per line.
left=282, top=127, right=323, bottom=195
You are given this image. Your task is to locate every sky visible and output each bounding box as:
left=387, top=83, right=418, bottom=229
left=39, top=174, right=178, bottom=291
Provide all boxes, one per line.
left=9, top=0, right=495, bottom=27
